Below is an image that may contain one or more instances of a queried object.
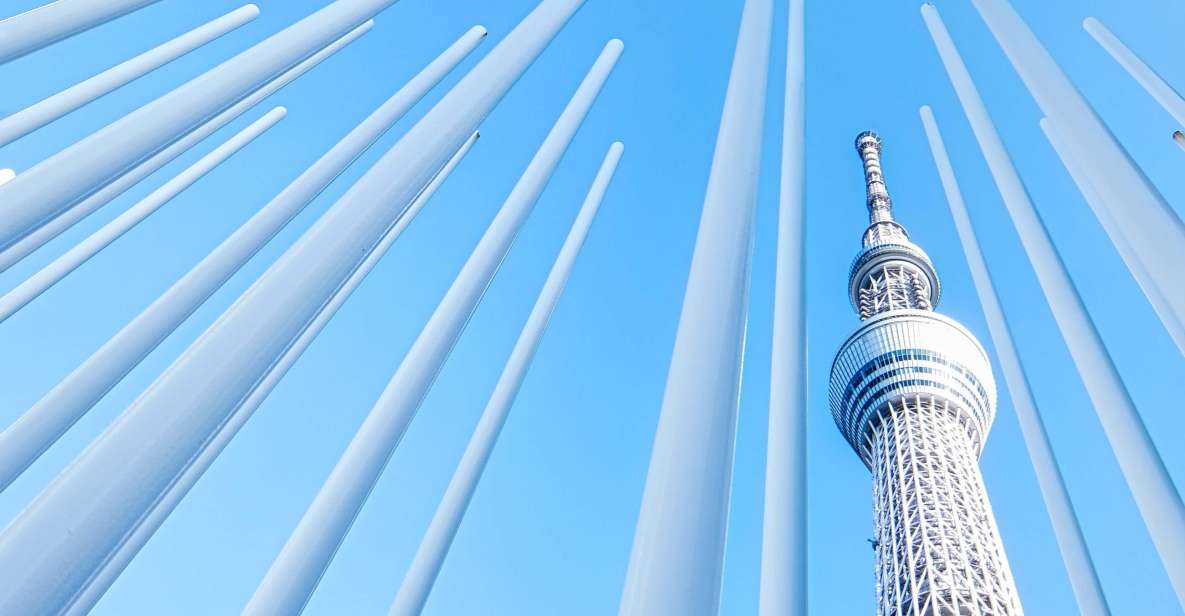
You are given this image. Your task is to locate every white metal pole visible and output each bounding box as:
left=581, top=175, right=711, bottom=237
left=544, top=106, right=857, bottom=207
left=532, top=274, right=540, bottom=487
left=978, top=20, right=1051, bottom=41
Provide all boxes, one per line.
left=0, top=23, right=481, bottom=494
left=0, top=106, right=286, bottom=323
left=0, top=20, right=373, bottom=273
left=0, top=5, right=261, bottom=147
left=619, top=1, right=773, bottom=614
left=923, top=4, right=1185, bottom=608
left=1083, top=17, right=1185, bottom=128
left=922, top=105, right=1111, bottom=616
left=970, top=0, right=1185, bottom=358
left=0, top=0, right=162, bottom=64
left=0, top=169, right=13, bottom=186
left=65, top=130, right=480, bottom=616
left=245, top=38, right=622, bottom=616
left=0, top=0, right=402, bottom=253
left=0, top=3, right=588, bottom=613
left=389, top=141, right=624, bottom=616
left=758, top=0, right=806, bottom=613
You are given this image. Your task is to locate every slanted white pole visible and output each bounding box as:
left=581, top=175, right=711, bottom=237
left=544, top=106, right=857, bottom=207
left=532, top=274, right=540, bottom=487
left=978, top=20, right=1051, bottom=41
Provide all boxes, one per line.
left=969, top=0, right=1185, bottom=358
left=619, top=1, right=773, bottom=614
left=923, top=4, right=1185, bottom=608
left=922, top=105, right=1111, bottom=616
left=0, top=5, right=261, bottom=147
left=1083, top=17, right=1185, bottom=128
left=0, top=169, right=13, bottom=186
left=759, top=0, right=806, bottom=613
left=0, top=2, right=589, bottom=613
left=67, top=131, right=481, bottom=616
left=389, top=141, right=624, bottom=616
left=0, top=107, right=286, bottom=323
left=0, top=20, right=374, bottom=273
left=245, top=38, right=622, bottom=616
left=0, top=0, right=403, bottom=253
left=0, top=0, right=161, bottom=64
left=0, top=23, right=481, bottom=494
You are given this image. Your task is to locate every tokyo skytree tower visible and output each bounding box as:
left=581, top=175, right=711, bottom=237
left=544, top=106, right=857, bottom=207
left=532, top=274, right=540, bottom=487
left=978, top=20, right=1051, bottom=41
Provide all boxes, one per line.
left=829, top=132, right=1024, bottom=615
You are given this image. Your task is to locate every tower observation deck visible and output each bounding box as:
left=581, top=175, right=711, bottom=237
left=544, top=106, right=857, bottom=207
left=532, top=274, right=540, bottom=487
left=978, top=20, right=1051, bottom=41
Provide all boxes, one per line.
left=829, top=132, right=1024, bottom=615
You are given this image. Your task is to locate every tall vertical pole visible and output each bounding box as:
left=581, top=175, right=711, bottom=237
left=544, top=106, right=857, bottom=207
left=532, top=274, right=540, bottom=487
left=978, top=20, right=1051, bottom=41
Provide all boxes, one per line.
left=0, top=0, right=162, bottom=64
left=0, top=20, right=374, bottom=273
left=244, top=40, right=622, bottom=616
left=0, top=0, right=403, bottom=253
left=619, top=1, right=773, bottom=614
left=0, top=2, right=588, bottom=613
left=0, top=23, right=483, bottom=494
left=0, top=5, right=261, bottom=147
left=65, top=130, right=480, bottom=616
left=759, top=0, right=806, bottom=614
left=923, top=5, right=1185, bottom=608
left=0, top=107, right=286, bottom=323
left=389, top=141, right=624, bottom=616
left=922, top=105, right=1111, bottom=616
left=969, top=0, right=1185, bottom=358
left=1083, top=17, right=1185, bottom=128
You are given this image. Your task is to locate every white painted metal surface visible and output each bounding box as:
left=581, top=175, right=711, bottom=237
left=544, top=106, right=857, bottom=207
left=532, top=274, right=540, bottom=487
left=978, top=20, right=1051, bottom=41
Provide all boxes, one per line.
left=618, top=0, right=774, bottom=613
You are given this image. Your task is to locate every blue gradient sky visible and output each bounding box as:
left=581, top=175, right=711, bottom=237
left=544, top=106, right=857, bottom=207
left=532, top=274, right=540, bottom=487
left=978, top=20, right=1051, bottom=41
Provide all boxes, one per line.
left=1, top=0, right=1184, bottom=614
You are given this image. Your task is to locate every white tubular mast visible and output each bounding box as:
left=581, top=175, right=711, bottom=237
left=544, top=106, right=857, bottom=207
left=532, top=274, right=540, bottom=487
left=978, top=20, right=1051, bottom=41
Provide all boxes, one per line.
left=618, top=0, right=774, bottom=614
left=759, top=0, right=807, bottom=612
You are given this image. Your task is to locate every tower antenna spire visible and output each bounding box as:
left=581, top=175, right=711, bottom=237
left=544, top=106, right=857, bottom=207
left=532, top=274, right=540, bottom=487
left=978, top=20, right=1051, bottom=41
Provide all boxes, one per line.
left=856, top=130, right=894, bottom=224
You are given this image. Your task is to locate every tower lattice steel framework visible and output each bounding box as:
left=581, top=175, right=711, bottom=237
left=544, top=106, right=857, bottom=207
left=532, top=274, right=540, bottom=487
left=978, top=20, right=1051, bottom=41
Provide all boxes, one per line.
left=829, top=132, right=1024, bottom=615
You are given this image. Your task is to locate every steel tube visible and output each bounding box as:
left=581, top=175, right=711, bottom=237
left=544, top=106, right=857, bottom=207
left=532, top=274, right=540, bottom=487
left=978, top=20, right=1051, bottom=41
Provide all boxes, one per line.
left=0, top=20, right=373, bottom=273
left=66, top=130, right=480, bottom=616
left=0, top=0, right=402, bottom=253
left=922, top=105, right=1111, bottom=616
left=758, top=0, right=806, bottom=613
left=1084, top=17, right=1185, bottom=128
left=0, top=0, right=162, bottom=64
left=389, top=141, right=623, bottom=616
left=245, top=37, right=621, bottom=616
left=0, top=5, right=261, bottom=146
left=970, top=0, right=1185, bottom=358
left=0, top=106, right=286, bottom=324
left=618, top=1, right=773, bottom=614
left=924, top=4, right=1185, bottom=608
left=0, top=2, right=587, bottom=613
left=0, top=22, right=477, bottom=494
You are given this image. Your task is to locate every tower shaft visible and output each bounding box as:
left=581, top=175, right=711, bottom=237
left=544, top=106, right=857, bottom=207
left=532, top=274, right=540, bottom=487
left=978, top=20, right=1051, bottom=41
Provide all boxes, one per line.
left=872, top=396, right=1021, bottom=615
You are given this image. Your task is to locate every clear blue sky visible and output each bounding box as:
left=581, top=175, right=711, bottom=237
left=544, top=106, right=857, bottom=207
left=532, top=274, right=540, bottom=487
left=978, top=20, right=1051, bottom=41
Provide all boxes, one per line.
left=1, top=0, right=1184, bottom=614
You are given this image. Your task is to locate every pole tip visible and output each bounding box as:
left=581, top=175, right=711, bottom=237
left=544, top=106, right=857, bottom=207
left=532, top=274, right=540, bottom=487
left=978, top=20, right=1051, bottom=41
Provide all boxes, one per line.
left=1173, top=131, right=1185, bottom=150
left=241, top=4, right=261, bottom=18
left=471, top=25, right=489, bottom=38
left=1082, top=16, right=1100, bottom=32
left=607, top=38, right=625, bottom=53
left=0, top=169, right=14, bottom=187
left=610, top=141, right=625, bottom=154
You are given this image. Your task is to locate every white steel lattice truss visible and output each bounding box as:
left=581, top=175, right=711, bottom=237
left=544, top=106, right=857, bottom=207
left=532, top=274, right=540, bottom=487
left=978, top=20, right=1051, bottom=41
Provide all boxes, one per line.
left=859, top=264, right=934, bottom=319
left=868, top=395, right=1022, bottom=616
